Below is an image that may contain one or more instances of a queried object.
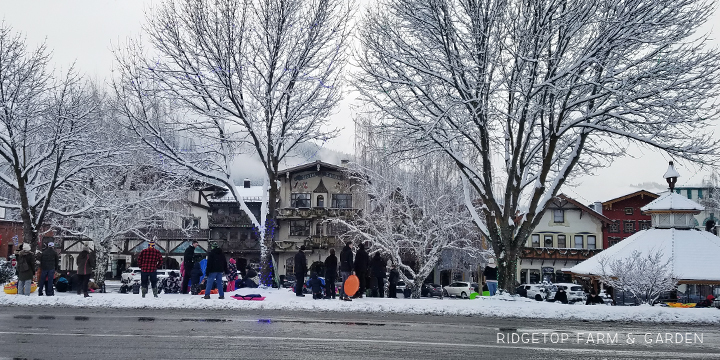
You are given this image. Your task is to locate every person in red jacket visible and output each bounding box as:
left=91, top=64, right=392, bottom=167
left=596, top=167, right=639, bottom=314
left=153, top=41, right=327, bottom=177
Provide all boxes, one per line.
left=137, top=240, right=163, bottom=298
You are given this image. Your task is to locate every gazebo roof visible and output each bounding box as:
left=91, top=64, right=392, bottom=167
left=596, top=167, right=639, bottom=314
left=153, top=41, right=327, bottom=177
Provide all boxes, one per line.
left=566, top=228, right=720, bottom=283
left=640, top=192, right=704, bottom=212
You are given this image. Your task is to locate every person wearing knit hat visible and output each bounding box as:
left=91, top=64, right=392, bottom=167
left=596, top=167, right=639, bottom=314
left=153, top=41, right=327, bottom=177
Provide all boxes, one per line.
left=137, top=240, right=163, bottom=298
left=483, top=258, right=498, bottom=296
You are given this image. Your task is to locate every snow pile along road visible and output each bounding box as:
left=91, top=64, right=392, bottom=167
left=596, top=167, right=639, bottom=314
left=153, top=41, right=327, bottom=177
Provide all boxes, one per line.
left=2, top=287, right=720, bottom=324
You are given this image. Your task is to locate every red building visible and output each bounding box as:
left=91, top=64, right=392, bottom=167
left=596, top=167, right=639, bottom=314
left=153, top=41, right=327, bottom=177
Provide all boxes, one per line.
left=0, top=220, right=23, bottom=259
left=601, top=190, right=658, bottom=248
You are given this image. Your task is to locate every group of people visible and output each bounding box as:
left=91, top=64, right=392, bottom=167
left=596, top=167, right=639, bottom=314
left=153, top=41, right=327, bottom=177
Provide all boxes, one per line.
left=293, top=241, right=404, bottom=300
left=13, top=242, right=98, bottom=297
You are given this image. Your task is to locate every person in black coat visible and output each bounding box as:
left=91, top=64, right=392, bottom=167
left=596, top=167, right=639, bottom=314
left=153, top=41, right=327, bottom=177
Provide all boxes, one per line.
left=339, top=242, right=354, bottom=301
left=370, top=252, right=386, bottom=297
left=388, top=265, right=400, bottom=298
left=294, top=246, right=308, bottom=297
left=585, top=290, right=605, bottom=305
left=204, top=242, right=228, bottom=299
left=353, top=243, right=369, bottom=298
left=324, top=248, right=338, bottom=299
left=554, top=288, right=568, bottom=304
left=181, top=240, right=199, bottom=294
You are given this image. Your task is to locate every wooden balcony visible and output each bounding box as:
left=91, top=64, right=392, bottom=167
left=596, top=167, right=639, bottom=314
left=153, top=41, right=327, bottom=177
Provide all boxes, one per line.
left=521, top=247, right=602, bottom=261
left=208, top=214, right=254, bottom=228
left=123, top=228, right=209, bottom=240
left=276, top=207, right=361, bottom=219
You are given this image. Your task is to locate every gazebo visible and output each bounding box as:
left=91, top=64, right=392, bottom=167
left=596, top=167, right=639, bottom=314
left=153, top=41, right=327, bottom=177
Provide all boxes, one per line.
left=567, top=162, right=720, bottom=302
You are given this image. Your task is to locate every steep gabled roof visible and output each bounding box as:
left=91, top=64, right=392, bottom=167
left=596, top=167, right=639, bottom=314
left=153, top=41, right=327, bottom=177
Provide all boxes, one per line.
left=279, top=160, right=345, bottom=177
left=602, top=190, right=659, bottom=207
left=556, top=194, right=613, bottom=224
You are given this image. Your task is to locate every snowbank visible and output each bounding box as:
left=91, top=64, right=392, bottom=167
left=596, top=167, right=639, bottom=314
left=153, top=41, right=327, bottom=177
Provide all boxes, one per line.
left=2, top=286, right=719, bottom=324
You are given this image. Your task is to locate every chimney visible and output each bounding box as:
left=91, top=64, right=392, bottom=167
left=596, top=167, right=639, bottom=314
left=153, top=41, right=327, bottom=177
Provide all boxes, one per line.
left=594, top=202, right=602, bottom=214
left=243, top=179, right=251, bottom=188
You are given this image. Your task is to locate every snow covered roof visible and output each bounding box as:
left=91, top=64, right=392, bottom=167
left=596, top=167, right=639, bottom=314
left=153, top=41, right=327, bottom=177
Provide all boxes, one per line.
left=640, top=192, right=704, bottom=212
left=567, top=228, right=720, bottom=283
left=209, top=186, right=265, bottom=202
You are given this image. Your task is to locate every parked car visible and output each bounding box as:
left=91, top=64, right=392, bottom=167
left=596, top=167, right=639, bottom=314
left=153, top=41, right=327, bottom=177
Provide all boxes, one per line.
left=515, top=285, right=528, bottom=298
left=444, top=282, right=478, bottom=299
left=519, top=284, right=554, bottom=301
left=121, top=267, right=142, bottom=283
left=421, top=283, right=443, bottom=297
left=549, top=283, right=586, bottom=303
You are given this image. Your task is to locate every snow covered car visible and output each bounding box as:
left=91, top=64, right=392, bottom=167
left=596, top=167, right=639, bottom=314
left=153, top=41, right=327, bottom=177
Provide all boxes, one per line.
left=443, top=281, right=478, bottom=299
left=519, top=284, right=553, bottom=301
left=549, top=283, right=586, bottom=303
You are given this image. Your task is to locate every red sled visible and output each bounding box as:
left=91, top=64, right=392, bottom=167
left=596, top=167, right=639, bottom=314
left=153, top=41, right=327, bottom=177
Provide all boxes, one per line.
left=232, top=294, right=265, bottom=301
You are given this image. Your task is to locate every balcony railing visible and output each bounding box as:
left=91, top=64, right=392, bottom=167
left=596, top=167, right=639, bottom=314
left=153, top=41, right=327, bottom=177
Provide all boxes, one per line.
left=276, top=207, right=361, bottom=219
left=123, top=228, right=209, bottom=240
left=522, top=247, right=602, bottom=260
left=208, top=214, right=254, bottom=228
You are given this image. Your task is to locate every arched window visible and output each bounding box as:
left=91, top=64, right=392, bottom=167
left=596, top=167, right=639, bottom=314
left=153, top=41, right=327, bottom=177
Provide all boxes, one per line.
left=316, top=195, right=324, bottom=208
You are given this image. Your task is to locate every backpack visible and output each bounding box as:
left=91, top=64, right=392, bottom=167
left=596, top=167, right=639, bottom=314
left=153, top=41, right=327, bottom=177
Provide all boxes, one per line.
left=17, top=255, right=30, bottom=273
left=132, top=282, right=141, bottom=294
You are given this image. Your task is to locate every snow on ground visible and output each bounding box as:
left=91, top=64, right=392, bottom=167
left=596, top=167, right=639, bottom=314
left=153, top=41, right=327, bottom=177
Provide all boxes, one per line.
left=2, top=284, right=719, bottom=324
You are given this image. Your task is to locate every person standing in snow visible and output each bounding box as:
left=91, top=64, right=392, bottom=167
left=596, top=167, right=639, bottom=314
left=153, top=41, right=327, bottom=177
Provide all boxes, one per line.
left=38, top=242, right=59, bottom=296
left=181, top=240, right=199, bottom=294
left=388, top=264, right=400, bottom=298
left=483, top=258, right=498, bottom=296
left=554, top=287, right=568, bottom=304
left=204, top=242, right=227, bottom=299
left=585, top=290, right=605, bottom=305
left=324, top=248, right=338, bottom=299
left=226, top=258, right=238, bottom=292
left=294, top=246, right=308, bottom=297
left=353, top=243, right=369, bottom=298
left=15, top=243, right=35, bottom=296
left=370, top=252, right=386, bottom=298
left=190, top=255, right=203, bottom=295
left=76, top=246, right=95, bottom=297
left=137, top=240, right=163, bottom=298
left=339, top=242, right=354, bottom=301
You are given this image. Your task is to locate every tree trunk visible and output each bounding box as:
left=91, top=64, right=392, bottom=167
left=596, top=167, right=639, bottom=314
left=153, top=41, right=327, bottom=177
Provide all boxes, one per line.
left=94, top=249, right=109, bottom=292
left=498, top=250, right=519, bottom=294
left=258, top=177, right=279, bottom=287
left=411, top=280, right=423, bottom=299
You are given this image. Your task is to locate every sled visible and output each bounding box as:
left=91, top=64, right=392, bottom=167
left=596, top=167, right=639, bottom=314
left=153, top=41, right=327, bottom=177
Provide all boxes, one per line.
left=469, top=292, right=479, bottom=299
left=344, top=275, right=360, bottom=297
left=482, top=291, right=490, bottom=296
left=666, top=302, right=696, bottom=308
left=232, top=294, right=265, bottom=301
left=198, top=289, right=219, bottom=295
left=3, top=281, right=37, bottom=294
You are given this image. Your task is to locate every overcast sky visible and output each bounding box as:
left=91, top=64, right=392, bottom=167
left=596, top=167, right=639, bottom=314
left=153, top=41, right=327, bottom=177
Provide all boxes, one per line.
left=2, top=0, right=719, bottom=204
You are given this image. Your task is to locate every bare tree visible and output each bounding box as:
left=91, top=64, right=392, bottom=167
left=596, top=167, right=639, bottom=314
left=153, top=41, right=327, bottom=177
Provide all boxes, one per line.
left=334, top=158, right=486, bottom=298
left=113, top=0, right=354, bottom=285
left=356, top=0, right=720, bottom=292
left=598, top=249, right=678, bottom=305
left=0, top=24, right=110, bottom=251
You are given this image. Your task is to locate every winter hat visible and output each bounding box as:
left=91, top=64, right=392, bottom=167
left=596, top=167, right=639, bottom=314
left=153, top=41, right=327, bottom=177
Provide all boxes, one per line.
left=488, top=258, right=496, bottom=267
left=20, top=243, right=30, bottom=251
left=210, top=241, right=219, bottom=249
left=82, top=245, right=90, bottom=252
left=169, top=271, right=178, bottom=277
left=148, top=240, right=156, bottom=248
left=229, top=258, right=236, bottom=264
left=47, top=242, right=55, bottom=248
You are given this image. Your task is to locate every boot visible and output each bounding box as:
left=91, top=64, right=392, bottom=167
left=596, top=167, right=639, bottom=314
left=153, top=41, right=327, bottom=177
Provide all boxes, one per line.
left=152, top=288, right=158, bottom=298
left=141, top=287, right=148, bottom=298
left=84, top=292, right=91, bottom=298
left=203, top=295, right=211, bottom=299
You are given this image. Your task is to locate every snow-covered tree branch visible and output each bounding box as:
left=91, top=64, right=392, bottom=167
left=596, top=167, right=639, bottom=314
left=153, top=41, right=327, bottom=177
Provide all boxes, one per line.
left=356, top=0, right=720, bottom=292
left=112, top=0, right=354, bottom=285
left=598, top=249, right=678, bottom=305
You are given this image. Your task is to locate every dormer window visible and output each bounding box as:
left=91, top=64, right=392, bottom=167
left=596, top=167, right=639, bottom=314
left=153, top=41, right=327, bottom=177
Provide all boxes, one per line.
left=553, top=210, right=564, bottom=223
left=316, top=195, right=324, bottom=208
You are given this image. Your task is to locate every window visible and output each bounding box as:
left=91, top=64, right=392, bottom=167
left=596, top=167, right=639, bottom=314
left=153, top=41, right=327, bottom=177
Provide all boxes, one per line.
left=557, top=235, right=566, bottom=248
left=609, top=220, right=619, bottom=233
left=574, top=235, right=583, bottom=249
left=623, top=221, right=635, bottom=233
left=698, top=189, right=703, bottom=199
left=543, top=235, right=554, bottom=247
left=328, top=222, right=348, bottom=236
left=315, top=222, right=323, bottom=236
left=553, top=209, right=564, bottom=223
left=609, top=237, right=621, bottom=247
left=587, top=235, right=596, bottom=249
left=687, top=189, right=692, bottom=199
left=285, top=257, right=294, bottom=275
left=624, top=207, right=633, bottom=215
left=531, top=234, right=540, bottom=247
left=291, top=193, right=311, bottom=208
left=289, top=220, right=311, bottom=236
left=183, top=218, right=199, bottom=229
left=639, top=220, right=651, bottom=230
left=316, top=195, right=324, bottom=208
left=332, top=194, right=352, bottom=208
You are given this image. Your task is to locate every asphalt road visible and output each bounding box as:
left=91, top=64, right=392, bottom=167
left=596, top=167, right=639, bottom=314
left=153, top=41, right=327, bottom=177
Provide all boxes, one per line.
left=1, top=306, right=719, bottom=360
